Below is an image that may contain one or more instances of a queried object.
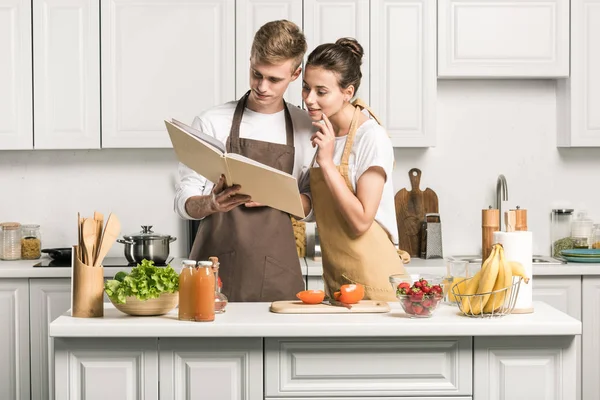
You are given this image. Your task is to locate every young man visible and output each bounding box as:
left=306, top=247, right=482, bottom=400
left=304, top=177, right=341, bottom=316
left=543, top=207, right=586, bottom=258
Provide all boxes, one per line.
left=174, top=20, right=315, bottom=302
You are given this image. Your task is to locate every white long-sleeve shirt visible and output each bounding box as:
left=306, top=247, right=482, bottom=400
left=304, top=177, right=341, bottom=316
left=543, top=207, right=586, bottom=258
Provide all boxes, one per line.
left=174, top=101, right=316, bottom=220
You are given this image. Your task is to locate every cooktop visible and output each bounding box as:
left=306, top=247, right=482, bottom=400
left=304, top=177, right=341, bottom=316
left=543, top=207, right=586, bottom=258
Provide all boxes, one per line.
left=33, top=257, right=170, bottom=268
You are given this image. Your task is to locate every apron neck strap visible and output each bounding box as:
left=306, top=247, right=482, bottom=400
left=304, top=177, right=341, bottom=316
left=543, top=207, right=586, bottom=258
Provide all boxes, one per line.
left=228, top=91, right=294, bottom=152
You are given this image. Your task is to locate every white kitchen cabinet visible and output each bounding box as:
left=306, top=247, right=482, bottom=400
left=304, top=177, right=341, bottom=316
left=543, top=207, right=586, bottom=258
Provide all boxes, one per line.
left=532, top=276, right=582, bottom=400
left=371, top=0, right=436, bottom=147
left=101, top=0, right=235, bottom=148
left=33, top=0, right=100, bottom=149
left=0, top=279, right=30, bottom=400
left=235, top=0, right=303, bottom=107
left=304, top=0, right=370, bottom=103
left=474, top=336, right=577, bottom=400
left=582, top=276, right=600, bottom=400
left=307, top=275, right=324, bottom=291
left=30, top=279, right=71, bottom=400
left=159, top=337, right=263, bottom=399
left=54, top=337, right=159, bottom=400
left=0, top=0, right=33, bottom=150
left=532, top=276, right=582, bottom=319
left=438, top=0, right=569, bottom=78
left=265, top=337, right=472, bottom=397
left=557, top=0, right=600, bottom=147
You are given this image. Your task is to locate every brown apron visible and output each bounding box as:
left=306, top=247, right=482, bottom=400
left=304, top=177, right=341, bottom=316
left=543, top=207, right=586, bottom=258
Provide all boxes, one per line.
left=190, top=91, right=304, bottom=302
left=310, top=99, right=406, bottom=301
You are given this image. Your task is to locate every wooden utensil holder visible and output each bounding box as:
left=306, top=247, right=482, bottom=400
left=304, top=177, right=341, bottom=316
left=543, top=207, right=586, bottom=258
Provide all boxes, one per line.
left=72, top=245, right=104, bottom=318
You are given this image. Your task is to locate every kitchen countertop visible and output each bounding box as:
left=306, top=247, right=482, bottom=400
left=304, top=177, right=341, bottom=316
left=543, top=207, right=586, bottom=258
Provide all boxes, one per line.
left=49, top=301, right=580, bottom=338
left=0, top=257, right=308, bottom=278
left=1, top=256, right=598, bottom=278
left=306, top=257, right=600, bottom=276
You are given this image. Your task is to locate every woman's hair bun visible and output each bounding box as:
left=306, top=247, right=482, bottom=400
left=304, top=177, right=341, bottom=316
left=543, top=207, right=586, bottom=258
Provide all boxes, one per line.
left=335, top=37, right=363, bottom=62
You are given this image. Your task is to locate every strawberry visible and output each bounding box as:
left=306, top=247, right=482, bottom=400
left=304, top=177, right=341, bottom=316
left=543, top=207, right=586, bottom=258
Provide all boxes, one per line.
left=398, top=282, right=410, bottom=290
left=414, top=281, right=423, bottom=289
left=412, top=303, right=424, bottom=315
left=420, top=278, right=429, bottom=286
left=431, top=285, right=443, bottom=294
left=406, top=288, right=414, bottom=295
left=421, top=286, right=431, bottom=294
left=419, top=306, right=431, bottom=316
left=422, top=298, right=433, bottom=308
left=410, top=290, right=424, bottom=302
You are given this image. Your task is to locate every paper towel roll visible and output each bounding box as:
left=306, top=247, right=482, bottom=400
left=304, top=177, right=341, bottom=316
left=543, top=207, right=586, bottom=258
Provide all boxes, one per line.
left=493, top=231, right=533, bottom=313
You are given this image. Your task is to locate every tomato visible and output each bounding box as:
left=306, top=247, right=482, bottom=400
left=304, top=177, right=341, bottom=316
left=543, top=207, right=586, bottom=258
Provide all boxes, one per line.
left=296, top=290, right=325, bottom=304
left=335, top=284, right=364, bottom=304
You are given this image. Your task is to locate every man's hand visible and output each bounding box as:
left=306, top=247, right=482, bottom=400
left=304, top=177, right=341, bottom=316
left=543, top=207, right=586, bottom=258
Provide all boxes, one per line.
left=244, top=201, right=265, bottom=208
left=210, top=175, right=252, bottom=213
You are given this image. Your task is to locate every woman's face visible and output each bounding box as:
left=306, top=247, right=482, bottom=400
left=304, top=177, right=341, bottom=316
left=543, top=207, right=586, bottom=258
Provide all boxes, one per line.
left=302, top=66, right=349, bottom=121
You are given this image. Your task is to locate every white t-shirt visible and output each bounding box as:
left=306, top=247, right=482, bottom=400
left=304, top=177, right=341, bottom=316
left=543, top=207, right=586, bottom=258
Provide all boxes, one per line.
left=311, top=117, right=398, bottom=244
left=174, top=101, right=316, bottom=219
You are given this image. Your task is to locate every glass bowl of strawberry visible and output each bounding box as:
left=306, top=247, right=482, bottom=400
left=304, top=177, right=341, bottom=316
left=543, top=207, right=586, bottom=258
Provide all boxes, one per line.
left=389, top=274, right=445, bottom=318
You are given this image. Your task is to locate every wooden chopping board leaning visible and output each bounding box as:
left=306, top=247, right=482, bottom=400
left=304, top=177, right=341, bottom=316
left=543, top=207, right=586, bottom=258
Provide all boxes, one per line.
left=394, top=168, right=439, bottom=257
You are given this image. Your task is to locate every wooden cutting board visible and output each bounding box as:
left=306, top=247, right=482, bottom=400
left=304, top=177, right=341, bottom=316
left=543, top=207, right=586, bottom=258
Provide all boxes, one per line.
left=394, top=168, right=439, bottom=257
left=270, top=300, right=390, bottom=314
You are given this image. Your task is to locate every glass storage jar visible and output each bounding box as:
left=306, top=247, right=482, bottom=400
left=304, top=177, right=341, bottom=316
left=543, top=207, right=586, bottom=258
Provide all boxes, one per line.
left=551, top=209, right=574, bottom=257
left=571, top=211, right=593, bottom=249
left=21, top=224, right=41, bottom=260
left=1, top=222, right=22, bottom=260
left=592, top=224, right=600, bottom=250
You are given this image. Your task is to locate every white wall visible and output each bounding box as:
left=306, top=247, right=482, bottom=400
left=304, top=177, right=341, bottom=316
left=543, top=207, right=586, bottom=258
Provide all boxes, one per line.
left=1, top=79, right=599, bottom=259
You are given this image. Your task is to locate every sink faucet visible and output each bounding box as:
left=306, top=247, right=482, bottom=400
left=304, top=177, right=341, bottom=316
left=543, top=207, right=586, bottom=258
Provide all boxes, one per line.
left=496, top=174, right=508, bottom=230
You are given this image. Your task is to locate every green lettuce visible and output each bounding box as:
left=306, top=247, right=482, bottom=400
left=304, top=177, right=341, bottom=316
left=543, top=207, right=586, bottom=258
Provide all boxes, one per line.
left=104, top=259, right=179, bottom=304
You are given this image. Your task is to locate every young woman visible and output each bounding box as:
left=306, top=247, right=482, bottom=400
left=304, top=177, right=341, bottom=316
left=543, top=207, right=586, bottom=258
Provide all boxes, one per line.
left=302, top=38, right=408, bottom=301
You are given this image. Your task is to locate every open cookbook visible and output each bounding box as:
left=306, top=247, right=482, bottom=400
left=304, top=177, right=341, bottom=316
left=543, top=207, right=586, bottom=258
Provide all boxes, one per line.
left=165, top=118, right=305, bottom=218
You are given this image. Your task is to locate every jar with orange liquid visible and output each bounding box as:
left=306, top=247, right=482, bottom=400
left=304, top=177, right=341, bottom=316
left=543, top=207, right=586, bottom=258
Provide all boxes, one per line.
left=194, top=261, right=215, bottom=322
left=178, top=259, right=197, bottom=321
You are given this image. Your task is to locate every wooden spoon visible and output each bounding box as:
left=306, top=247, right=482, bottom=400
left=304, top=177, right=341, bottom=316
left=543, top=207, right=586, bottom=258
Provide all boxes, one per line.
left=93, top=211, right=104, bottom=264
left=82, top=219, right=96, bottom=266
left=93, top=213, right=121, bottom=267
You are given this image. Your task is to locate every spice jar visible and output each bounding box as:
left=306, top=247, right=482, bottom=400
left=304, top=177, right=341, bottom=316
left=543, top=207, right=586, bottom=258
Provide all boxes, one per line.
left=209, top=256, right=228, bottom=313
left=571, top=211, right=593, bottom=249
left=592, top=224, right=600, bottom=250
left=551, top=209, right=574, bottom=257
left=21, top=224, right=41, bottom=260
left=178, top=259, right=197, bottom=321
left=1, top=222, right=22, bottom=260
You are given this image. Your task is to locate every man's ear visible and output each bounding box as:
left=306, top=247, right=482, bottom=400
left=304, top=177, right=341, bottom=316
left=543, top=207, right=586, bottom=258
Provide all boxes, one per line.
left=291, top=66, right=302, bottom=81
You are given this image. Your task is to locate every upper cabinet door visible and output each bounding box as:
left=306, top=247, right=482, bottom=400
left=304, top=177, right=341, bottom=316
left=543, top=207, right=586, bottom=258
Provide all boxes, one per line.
left=438, top=0, right=569, bottom=78
left=101, top=0, right=235, bottom=148
left=0, top=0, right=33, bottom=150
left=33, top=0, right=100, bottom=149
left=304, top=0, right=370, bottom=103
left=236, top=0, right=303, bottom=107
left=557, top=0, right=600, bottom=147
left=371, top=0, right=436, bottom=147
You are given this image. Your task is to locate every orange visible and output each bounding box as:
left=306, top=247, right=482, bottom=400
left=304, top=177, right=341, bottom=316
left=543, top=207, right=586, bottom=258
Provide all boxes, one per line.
left=296, top=290, right=325, bottom=304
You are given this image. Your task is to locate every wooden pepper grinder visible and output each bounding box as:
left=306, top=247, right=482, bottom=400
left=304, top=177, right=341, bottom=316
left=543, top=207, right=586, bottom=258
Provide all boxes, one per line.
left=512, top=206, right=528, bottom=231
left=482, top=207, right=500, bottom=262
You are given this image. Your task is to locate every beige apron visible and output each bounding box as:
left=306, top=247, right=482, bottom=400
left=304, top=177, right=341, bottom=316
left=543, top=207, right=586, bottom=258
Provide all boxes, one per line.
left=310, top=100, right=406, bottom=301
left=190, top=91, right=305, bottom=302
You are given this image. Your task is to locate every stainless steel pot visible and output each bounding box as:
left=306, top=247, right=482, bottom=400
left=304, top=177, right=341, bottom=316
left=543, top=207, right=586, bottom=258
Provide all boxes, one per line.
left=117, top=226, right=177, bottom=264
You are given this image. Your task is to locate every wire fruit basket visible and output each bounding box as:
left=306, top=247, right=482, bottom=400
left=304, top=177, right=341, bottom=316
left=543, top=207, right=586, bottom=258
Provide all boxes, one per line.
left=451, top=277, right=523, bottom=318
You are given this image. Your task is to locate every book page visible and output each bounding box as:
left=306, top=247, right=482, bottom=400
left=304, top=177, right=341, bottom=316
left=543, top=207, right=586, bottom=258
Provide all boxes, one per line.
left=226, top=157, right=305, bottom=218
left=165, top=120, right=231, bottom=185
left=171, top=118, right=226, bottom=154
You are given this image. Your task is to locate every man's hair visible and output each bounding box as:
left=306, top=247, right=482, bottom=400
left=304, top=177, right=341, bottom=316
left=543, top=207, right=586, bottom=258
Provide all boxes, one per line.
left=251, top=20, right=307, bottom=72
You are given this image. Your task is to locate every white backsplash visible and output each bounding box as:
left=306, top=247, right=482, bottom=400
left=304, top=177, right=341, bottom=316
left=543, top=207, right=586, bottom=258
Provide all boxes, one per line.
left=1, top=80, right=599, bottom=258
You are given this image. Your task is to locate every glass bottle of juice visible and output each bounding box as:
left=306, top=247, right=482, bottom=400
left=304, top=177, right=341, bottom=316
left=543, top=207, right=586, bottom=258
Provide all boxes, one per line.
left=194, top=261, right=215, bottom=322
left=178, top=259, right=197, bottom=321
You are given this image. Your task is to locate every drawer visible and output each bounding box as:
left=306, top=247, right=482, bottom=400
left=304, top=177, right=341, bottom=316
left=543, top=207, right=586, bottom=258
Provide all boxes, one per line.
left=267, top=397, right=472, bottom=400
left=265, top=337, right=472, bottom=397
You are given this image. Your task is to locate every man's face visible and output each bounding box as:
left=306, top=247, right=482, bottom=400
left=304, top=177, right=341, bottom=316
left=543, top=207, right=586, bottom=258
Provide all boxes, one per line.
left=248, top=59, right=301, bottom=113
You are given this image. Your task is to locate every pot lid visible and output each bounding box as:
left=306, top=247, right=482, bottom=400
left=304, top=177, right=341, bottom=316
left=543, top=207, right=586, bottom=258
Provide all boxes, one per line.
left=123, top=226, right=172, bottom=240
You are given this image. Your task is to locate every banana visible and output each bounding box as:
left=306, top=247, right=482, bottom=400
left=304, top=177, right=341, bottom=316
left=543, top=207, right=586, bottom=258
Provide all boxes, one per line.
left=471, top=243, right=502, bottom=314
left=508, top=261, right=530, bottom=284
left=483, top=244, right=513, bottom=313
left=460, top=244, right=496, bottom=313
